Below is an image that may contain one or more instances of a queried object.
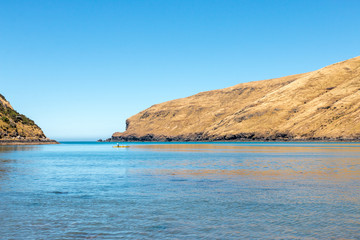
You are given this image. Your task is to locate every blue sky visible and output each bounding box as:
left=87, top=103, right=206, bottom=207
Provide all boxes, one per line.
left=1, top=0, right=359, bottom=140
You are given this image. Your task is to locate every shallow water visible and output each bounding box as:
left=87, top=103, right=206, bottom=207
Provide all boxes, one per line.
left=0, top=142, right=359, bottom=239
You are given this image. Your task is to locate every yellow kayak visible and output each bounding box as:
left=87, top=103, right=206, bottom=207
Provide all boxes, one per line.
left=113, top=145, right=130, bottom=148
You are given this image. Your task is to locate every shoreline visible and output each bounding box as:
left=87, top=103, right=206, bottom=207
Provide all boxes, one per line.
left=0, top=139, right=59, bottom=145
left=109, top=139, right=360, bottom=143
left=109, top=134, right=360, bottom=142
left=109, top=140, right=360, bottom=143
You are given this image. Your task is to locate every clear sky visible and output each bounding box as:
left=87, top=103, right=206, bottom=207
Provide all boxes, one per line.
left=1, top=0, right=359, bottom=141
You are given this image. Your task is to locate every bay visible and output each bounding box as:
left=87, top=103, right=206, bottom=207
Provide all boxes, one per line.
left=0, top=142, right=359, bottom=239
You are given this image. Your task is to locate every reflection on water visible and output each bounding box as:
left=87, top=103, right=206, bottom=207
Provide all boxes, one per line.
left=133, top=143, right=360, bottom=152
left=0, top=145, right=41, bottom=153
left=0, top=159, right=15, bottom=181
left=0, top=145, right=40, bottom=181
left=0, top=142, right=359, bottom=239
left=131, top=143, right=360, bottom=180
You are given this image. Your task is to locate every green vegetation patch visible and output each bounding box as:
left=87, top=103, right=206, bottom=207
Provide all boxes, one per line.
left=0, top=104, right=36, bottom=126
left=0, top=103, right=5, bottom=113
left=1, top=116, right=10, bottom=124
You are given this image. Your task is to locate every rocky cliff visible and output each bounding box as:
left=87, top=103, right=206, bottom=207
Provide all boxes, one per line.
left=113, top=56, right=360, bottom=141
left=0, top=94, right=57, bottom=144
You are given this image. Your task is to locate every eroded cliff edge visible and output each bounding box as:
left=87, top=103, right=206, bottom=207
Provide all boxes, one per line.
left=0, top=94, right=57, bottom=145
left=113, top=56, right=360, bottom=141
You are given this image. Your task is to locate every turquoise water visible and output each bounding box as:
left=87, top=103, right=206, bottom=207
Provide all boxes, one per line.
left=0, top=142, right=359, bottom=239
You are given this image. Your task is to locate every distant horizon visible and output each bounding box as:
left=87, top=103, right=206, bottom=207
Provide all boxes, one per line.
left=1, top=0, right=360, bottom=140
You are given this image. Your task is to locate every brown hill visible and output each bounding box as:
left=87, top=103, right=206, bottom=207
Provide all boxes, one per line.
left=0, top=94, right=57, bottom=144
left=113, top=56, right=360, bottom=141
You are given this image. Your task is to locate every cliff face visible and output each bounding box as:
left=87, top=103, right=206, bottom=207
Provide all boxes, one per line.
left=113, top=56, right=360, bottom=141
left=0, top=94, right=56, bottom=144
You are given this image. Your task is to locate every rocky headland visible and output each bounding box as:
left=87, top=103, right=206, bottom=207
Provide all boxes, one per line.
left=0, top=94, right=57, bottom=145
left=113, top=56, right=360, bottom=142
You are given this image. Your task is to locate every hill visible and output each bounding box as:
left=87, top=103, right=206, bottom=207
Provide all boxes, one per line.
left=0, top=94, right=57, bottom=144
left=113, top=56, right=360, bottom=141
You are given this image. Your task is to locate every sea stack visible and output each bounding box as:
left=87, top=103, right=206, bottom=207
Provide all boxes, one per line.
left=113, top=56, right=360, bottom=141
left=0, top=94, right=57, bottom=145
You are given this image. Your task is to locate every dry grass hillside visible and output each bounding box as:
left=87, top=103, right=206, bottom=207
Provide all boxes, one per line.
left=0, top=94, right=55, bottom=144
left=113, top=56, right=360, bottom=141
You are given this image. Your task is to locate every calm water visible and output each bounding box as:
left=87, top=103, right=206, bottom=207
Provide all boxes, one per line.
left=0, top=142, right=359, bottom=239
